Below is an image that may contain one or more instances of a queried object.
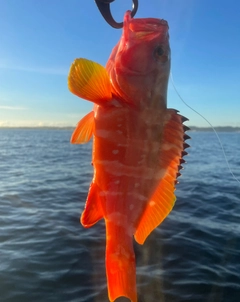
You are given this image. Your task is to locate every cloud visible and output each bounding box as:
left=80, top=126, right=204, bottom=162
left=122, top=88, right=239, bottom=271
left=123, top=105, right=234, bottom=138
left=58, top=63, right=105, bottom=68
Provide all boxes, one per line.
left=0, top=106, right=27, bottom=110
left=0, top=119, right=75, bottom=128
left=0, top=64, right=68, bottom=76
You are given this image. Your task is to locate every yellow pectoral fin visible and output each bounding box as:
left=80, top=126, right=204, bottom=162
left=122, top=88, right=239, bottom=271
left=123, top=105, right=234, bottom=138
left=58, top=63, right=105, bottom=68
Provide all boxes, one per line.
left=134, top=109, right=190, bottom=245
left=68, top=58, right=112, bottom=105
left=71, top=111, right=94, bottom=144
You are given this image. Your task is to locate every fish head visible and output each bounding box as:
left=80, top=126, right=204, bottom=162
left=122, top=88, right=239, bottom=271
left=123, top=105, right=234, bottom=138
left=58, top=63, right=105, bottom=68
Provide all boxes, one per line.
left=106, top=11, right=170, bottom=110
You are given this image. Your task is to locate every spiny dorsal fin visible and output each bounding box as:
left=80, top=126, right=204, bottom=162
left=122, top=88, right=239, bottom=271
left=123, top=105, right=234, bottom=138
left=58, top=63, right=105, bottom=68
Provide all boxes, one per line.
left=134, top=109, right=190, bottom=244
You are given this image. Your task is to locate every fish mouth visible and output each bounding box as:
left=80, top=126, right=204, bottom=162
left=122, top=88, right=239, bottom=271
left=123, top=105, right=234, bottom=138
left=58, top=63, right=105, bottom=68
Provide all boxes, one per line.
left=129, top=17, right=169, bottom=33
left=123, top=11, right=169, bottom=41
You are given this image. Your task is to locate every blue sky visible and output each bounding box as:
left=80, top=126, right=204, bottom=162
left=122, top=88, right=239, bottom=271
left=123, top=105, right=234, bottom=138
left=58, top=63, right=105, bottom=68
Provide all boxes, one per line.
left=0, top=0, right=239, bottom=127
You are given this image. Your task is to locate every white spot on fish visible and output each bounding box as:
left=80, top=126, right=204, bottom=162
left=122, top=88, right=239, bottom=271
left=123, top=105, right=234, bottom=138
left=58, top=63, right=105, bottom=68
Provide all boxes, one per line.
left=96, top=160, right=157, bottom=179
left=112, top=150, right=119, bottom=155
left=95, top=129, right=110, bottom=138
left=115, top=180, right=120, bottom=184
left=114, top=245, right=130, bottom=259
left=108, top=212, right=127, bottom=228
left=134, top=183, right=140, bottom=188
left=117, top=130, right=123, bottom=134
left=117, top=124, right=122, bottom=127
left=100, top=191, right=122, bottom=197
left=127, top=192, right=146, bottom=201
left=150, top=200, right=155, bottom=207
left=129, top=204, right=134, bottom=210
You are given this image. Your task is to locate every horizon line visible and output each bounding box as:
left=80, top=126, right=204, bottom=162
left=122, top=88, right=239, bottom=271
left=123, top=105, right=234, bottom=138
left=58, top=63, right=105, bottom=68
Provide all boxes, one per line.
left=0, top=125, right=240, bottom=131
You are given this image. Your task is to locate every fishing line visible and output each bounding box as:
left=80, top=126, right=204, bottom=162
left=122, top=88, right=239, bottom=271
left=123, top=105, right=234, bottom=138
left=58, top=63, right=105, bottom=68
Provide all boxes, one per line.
left=170, top=72, right=240, bottom=185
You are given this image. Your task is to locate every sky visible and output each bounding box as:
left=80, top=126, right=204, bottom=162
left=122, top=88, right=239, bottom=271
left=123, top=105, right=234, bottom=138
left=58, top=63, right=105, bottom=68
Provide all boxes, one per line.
left=0, top=0, right=240, bottom=127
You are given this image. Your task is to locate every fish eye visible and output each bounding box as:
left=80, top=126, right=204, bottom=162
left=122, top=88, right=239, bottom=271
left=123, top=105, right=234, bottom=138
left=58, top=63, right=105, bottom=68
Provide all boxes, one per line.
left=154, top=46, right=164, bottom=57
left=154, top=45, right=168, bottom=63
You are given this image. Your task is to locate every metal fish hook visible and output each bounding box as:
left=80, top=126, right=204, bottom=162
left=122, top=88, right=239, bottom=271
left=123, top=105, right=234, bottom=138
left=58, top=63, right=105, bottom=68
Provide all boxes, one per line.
left=95, top=0, right=138, bottom=29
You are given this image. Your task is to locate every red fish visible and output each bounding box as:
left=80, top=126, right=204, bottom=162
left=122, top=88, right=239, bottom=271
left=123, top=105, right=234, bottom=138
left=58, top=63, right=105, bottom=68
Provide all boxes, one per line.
left=68, top=11, right=189, bottom=302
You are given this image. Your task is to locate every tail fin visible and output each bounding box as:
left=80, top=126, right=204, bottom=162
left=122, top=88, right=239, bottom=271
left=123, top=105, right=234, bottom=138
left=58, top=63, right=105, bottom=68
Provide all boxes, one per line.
left=105, top=220, right=137, bottom=302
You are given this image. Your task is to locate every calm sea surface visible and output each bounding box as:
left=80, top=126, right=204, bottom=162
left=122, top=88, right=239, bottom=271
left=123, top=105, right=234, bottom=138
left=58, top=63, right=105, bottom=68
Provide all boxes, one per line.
left=0, top=129, right=240, bottom=302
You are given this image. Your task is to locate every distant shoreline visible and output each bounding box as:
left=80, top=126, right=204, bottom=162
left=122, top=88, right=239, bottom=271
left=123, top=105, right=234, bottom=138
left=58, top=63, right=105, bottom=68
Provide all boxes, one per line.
left=189, top=126, right=240, bottom=132
left=0, top=126, right=240, bottom=132
left=0, top=126, right=75, bottom=130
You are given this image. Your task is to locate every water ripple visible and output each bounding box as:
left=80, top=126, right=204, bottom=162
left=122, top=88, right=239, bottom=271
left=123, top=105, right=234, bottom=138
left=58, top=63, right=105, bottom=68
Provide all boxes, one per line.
left=0, top=130, right=240, bottom=301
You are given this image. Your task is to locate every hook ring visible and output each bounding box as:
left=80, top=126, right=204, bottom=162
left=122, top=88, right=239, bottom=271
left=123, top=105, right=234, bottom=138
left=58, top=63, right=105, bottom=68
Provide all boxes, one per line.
left=95, top=0, right=138, bottom=29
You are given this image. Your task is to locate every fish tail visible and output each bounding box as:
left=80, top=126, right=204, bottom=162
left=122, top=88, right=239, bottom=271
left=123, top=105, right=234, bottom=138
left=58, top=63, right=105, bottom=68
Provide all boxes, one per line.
left=105, top=220, right=137, bottom=302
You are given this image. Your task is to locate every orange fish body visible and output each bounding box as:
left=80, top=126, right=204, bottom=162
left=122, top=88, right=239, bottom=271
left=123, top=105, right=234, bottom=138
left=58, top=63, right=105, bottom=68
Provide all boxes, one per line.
left=68, top=11, right=189, bottom=302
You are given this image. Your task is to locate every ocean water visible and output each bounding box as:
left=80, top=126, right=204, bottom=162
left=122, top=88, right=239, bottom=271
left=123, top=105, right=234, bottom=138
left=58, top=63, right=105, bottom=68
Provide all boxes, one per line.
left=0, top=129, right=240, bottom=302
